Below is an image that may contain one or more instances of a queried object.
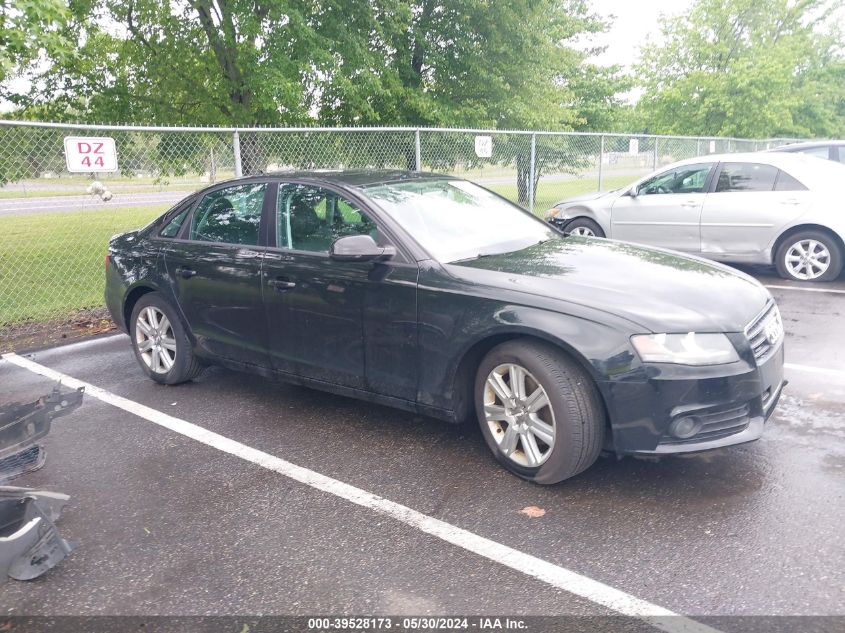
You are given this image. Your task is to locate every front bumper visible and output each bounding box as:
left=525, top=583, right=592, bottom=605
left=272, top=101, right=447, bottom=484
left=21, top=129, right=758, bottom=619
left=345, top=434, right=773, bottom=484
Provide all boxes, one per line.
left=600, top=342, right=784, bottom=455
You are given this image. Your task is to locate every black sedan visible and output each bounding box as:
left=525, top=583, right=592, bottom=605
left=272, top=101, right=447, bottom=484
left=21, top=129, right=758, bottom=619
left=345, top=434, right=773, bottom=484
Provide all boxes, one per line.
left=106, top=171, right=785, bottom=484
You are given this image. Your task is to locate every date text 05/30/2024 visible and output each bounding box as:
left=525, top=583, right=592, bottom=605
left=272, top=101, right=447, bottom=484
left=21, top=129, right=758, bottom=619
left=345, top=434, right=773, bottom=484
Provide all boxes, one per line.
left=307, top=617, right=528, bottom=630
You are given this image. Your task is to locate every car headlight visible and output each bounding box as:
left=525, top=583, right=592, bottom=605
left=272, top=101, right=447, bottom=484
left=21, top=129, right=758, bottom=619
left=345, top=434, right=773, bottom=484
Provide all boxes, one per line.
left=546, top=207, right=561, bottom=219
left=630, top=332, right=739, bottom=365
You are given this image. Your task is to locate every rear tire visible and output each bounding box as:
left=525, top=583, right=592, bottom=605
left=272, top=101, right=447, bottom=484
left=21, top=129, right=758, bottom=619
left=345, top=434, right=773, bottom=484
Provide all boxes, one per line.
left=775, top=230, right=843, bottom=282
left=564, top=217, right=605, bottom=238
left=129, top=292, right=203, bottom=385
left=474, top=339, right=605, bottom=484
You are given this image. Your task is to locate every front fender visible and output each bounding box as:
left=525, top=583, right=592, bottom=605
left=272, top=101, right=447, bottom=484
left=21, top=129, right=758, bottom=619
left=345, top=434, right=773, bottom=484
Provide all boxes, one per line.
left=416, top=282, right=642, bottom=417
left=553, top=204, right=612, bottom=236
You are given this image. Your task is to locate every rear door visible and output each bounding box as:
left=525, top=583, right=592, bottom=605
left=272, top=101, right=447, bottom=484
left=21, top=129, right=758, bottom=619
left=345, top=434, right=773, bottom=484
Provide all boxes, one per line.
left=700, top=162, right=811, bottom=257
left=263, top=181, right=419, bottom=400
left=609, top=162, right=714, bottom=252
left=160, top=181, right=271, bottom=366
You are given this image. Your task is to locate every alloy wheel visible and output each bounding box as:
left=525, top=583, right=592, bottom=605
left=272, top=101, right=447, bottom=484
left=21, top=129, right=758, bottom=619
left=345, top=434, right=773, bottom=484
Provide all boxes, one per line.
left=483, top=363, right=556, bottom=468
left=135, top=306, right=177, bottom=374
left=784, top=239, right=831, bottom=280
left=568, top=226, right=595, bottom=237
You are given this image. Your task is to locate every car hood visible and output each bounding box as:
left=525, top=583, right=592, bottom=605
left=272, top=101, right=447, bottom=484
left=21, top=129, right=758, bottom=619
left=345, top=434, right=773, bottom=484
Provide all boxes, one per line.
left=447, top=238, right=770, bottom=333
left=556, top=189, right=619, bottom=206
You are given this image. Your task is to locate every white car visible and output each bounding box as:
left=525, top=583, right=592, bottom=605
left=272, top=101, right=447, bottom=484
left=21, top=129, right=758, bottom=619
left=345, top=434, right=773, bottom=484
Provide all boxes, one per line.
left=546, top=152, right=845, bottom=282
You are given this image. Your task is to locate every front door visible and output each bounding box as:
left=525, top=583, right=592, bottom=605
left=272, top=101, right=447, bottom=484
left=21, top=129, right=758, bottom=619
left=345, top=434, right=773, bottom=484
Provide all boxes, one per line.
left=610, top=162, right=715, bottom=252
left=263, top=182, right=418, bottom=400
left=161, top=181, right=270, bottom=365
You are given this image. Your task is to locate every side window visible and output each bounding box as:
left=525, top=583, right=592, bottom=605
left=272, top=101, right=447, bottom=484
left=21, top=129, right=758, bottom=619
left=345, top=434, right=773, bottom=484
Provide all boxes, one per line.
left=774, top=170, right=808, bottom=192
left=797, top=146, right=830, bottom=160
left=276, top=184, right=380, bottom=253
left=189, top=183, right=266, bottom=245
left=637, top=164, right=712, bottom=195
left=159, top=203, right=192, bottom=238
left=715, top=163, right=778, bottom=193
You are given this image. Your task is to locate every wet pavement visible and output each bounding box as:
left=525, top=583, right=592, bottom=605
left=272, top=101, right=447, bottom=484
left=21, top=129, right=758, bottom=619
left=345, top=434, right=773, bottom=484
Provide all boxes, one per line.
left=0, top=268, right=842, bottom=628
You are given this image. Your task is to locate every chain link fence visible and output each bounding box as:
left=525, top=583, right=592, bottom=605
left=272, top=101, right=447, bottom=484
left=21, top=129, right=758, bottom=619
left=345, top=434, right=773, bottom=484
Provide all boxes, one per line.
left=0, top=120, right=799, bottom=349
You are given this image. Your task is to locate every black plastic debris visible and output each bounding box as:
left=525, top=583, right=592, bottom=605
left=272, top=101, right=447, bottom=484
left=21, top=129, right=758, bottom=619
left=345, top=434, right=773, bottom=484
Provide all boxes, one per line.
left=0, top=382, right=84, bottom=582
left=0, top=488, right=77, bottom=580
left=0, top=383, right=84, bottom=481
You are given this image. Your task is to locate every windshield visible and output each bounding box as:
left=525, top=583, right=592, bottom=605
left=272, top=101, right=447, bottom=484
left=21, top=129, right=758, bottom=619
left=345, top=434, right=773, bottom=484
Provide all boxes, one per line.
left=362, top=179, right=558, bottom=262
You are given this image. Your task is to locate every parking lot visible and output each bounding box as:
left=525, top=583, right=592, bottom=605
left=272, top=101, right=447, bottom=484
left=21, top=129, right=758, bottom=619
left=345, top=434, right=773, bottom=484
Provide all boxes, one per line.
left=1, top=267, right=843, bottom=632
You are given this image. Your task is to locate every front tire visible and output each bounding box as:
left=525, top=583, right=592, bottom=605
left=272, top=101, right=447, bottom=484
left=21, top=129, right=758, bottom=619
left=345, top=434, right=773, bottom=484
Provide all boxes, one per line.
left=129, top=292, right=203, bottom=384
left=474, top=339, right=605, bottom=484
left=775, top=230, right=843, bottom=282
left=564, top=217, right=605, bottom=238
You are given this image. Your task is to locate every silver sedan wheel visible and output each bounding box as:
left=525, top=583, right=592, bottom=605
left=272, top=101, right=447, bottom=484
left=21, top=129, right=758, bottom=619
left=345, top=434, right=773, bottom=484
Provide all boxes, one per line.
left=568, top=226, right=595, bottom=237
left=784, top=239, right=831, bottom=280
left=483, top=363, right=556, bottom=468
left=135, top=306, right=176, bottom=374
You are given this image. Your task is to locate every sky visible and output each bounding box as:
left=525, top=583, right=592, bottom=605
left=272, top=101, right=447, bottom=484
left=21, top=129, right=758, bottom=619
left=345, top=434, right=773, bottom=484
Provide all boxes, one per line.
left=587, top=0, right=845, bottom=70
left=584, top=0, right=694, bottom=69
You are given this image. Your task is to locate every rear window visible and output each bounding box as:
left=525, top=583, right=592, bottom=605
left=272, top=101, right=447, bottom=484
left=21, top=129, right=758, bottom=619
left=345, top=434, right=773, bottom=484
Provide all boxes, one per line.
left=715, top=163, right=778, bottom=193
left=774, top=170, right=808, bottom=192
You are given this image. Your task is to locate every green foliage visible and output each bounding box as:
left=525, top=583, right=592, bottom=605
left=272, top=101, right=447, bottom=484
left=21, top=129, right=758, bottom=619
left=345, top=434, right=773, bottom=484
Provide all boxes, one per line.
left=635, top=0, right=845, bottom=138
left=1, top=1, right=629, bottom=195
left=3, top=1, right=623, bottom=133
left=0, top=0, right=73, bottom=83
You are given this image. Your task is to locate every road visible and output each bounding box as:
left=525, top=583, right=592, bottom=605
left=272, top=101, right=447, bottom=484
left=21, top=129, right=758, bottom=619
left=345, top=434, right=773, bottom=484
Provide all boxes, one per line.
left=0, top=190, right=191, bottom=217
left=0, top=269, right=842, bottom=632
left=0, top=168, right=650, bottom=217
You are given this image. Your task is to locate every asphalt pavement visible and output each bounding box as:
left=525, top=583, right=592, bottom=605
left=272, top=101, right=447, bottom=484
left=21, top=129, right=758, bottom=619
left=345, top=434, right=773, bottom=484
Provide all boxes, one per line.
left=0, top=269, right=842, bottom=631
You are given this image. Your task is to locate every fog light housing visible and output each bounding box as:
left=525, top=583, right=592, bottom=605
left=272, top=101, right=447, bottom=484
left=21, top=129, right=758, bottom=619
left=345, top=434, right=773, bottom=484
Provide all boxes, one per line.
left=669, top=416, right=702, bottom=439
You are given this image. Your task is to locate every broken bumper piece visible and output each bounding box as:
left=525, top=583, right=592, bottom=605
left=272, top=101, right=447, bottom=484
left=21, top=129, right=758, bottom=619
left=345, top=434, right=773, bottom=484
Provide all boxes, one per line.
left=0, top=381, right=85, bottom=581
left=0, top=487, right=77, bottom=581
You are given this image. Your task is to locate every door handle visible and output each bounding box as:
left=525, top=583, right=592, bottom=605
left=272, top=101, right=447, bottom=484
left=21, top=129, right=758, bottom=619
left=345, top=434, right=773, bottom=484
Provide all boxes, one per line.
left=780, top=198, right=801, bottom=205
left=268, top=277, right=296, bottom=291
left=680, top=200, right=699, bottom=208
left=175, top=266, right=197, bottom=279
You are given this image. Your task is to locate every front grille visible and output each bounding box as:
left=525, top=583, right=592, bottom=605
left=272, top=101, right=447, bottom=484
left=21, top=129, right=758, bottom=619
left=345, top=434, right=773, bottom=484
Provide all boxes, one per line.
left=662, top=403, right=751, bottom=445
left=745, top=302, right=783, bottom=362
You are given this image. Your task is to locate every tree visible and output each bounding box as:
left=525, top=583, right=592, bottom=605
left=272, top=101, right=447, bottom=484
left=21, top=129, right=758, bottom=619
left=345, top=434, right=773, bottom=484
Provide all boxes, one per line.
left=0, top=0, right=73, bottom=83
left=2, top=1, right=627, bottom=182
left=634, top=0, right=845, bottom=138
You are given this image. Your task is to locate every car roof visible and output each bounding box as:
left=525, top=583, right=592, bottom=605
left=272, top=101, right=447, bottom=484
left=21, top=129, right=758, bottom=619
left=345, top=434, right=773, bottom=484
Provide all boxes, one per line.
left=270, top=168, right=460, bottom=187
left=221, top=169, right=456, bottom=188
left=183, top=169, right=458, bottom=201
left=766, top=140, right=845, bottom=151
left=669, top=151, right=827, bottom=168
left=653, top=151, right=845, bottom=190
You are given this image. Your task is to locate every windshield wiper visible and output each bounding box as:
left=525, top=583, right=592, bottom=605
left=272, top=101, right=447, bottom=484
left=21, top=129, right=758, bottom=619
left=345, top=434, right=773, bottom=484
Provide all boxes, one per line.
left=450, top=252, right=499, bottom=263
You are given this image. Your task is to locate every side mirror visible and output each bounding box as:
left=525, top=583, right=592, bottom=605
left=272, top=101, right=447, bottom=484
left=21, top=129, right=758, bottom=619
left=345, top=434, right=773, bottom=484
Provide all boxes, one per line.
left=330, top=235, right=396, bottom=263
left=627, top=186, right=639, bottom=198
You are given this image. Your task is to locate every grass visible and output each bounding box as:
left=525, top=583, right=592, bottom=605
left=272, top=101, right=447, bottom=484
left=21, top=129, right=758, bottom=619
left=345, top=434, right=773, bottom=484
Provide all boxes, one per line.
left=487, top=174, right=635, bottom=215
left=0, top=205, right=169, bottom=325
left=0, top=174, right=639, bottom=328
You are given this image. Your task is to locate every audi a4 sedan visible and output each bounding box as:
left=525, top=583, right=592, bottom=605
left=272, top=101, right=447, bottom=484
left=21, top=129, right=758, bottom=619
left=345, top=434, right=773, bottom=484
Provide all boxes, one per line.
left=106, top=171, right=785, bottom=484
left=546, top=152, right=845, bottom=282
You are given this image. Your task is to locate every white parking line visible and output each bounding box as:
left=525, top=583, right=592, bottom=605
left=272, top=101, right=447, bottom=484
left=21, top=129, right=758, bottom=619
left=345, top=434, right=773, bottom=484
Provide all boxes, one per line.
left=1, top=351, right=718, bottom=633
left=765, top=284, right=845, bottom=295
left=785, top=362, right=845, bottom=379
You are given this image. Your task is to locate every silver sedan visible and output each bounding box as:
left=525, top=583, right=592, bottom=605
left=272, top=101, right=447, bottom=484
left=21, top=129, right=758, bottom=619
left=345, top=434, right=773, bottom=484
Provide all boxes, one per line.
left=546, top=152, right=845, bottom=282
